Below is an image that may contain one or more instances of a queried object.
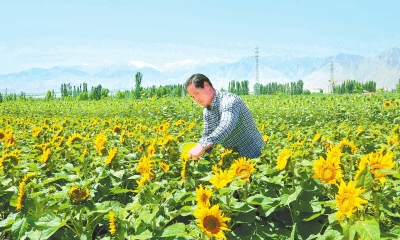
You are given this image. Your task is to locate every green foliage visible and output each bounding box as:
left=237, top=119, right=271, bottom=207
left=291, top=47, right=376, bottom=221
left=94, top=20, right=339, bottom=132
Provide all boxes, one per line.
left=134, top=72, right=143, bottom=99
left=333, top=79, right=376, bottom=94
left=229, top=80, right=249, bottom=95
left=1, top=89, right=400, bottom=239
left=258, top=79, right=304, bottom=95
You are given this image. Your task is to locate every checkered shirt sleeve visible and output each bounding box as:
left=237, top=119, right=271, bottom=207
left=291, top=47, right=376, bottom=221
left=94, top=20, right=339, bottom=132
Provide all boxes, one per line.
left=199, top=91, right=265, bottom=158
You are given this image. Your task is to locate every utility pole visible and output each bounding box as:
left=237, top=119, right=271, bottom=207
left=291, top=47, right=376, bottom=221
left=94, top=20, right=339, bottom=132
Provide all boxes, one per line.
left=254, top=45, right=260, bottom=95
left=328, top=59, right=334, bottom=93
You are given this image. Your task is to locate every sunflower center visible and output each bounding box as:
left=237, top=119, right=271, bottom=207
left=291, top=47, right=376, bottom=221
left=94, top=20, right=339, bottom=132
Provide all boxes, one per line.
left=237, top=166, right=249, bottom=178
left=340, top=195, right=353, bottom=212
left=322, top=165, right=335, bottom=181
left=203, top=215, right=220, bottom=234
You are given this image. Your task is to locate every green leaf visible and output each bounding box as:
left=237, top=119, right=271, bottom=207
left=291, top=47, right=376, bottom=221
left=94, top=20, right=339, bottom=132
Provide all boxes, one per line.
left=128, top=229, right=153, bottom=239
left=0, top=212, right=18, bottom=228
left=280, top=187, right=302, bottom=206
left=375, top=169, right=400, bottom=179
left=111, top=186, right=132, bottom=194
left=300, top=160, right=314, bottom=167
left=352, top=218, right=381, bottom=240
left=110, top=169, right=125, bottom=178
left=355, top=166, right=374, bottom=190
left=234, top=209, right=256, bottom=223
left=139, top=206, right=159, bottom=224
left=246, top=194, right=276, bottom=205
left=180, top=206, right=195, bottom=216
left=12, top=218, right=29, bottom=240
left=231, top=202, right=254, bottom=212
left=161, top=223, right=186, bottom=237
left=34, top=214, right=67, bottom=239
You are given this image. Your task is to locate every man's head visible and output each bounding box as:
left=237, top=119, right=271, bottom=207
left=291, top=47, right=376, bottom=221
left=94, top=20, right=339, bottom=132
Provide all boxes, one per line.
left=186, top=73, right=215, bottom=107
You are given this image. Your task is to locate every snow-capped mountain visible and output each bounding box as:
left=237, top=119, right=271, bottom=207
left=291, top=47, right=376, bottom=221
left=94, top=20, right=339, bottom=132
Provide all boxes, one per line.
left=1, top=47, right=399, bottom=94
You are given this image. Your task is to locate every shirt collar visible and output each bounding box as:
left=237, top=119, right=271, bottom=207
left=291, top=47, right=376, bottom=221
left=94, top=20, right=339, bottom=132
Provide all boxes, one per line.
left=206, top=90, right=219, bottom=110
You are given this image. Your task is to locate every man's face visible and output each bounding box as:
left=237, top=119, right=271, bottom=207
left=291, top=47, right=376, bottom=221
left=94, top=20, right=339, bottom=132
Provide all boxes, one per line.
left=187, top=81, right=214, bottom=107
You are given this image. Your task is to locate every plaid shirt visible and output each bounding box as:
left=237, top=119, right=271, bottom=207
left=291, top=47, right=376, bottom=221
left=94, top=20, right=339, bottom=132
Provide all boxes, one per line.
left=199, top=91, right=265, bottom=158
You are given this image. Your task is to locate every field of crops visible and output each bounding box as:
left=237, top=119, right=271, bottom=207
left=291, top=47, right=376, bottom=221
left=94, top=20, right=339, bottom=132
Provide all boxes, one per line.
left=0, top=93, right=399, bottom=239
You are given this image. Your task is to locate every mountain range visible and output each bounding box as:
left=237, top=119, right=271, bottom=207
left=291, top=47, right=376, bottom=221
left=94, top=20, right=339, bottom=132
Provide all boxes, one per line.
left=1, top=47, right=399, bottom=95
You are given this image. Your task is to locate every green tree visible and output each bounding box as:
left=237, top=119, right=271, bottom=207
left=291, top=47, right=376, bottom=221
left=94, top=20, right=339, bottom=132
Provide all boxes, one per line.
left=45, top=90, right=52, bottom=101
left=134, top=72, right=143, bottom=99
left=396, top=79, right=400, bottom=92
left=101, top=88, right=109, bottom=98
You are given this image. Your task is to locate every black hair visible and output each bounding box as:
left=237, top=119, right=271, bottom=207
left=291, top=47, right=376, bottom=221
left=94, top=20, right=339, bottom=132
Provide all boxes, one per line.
left=185, top=73, right=213, bottom=89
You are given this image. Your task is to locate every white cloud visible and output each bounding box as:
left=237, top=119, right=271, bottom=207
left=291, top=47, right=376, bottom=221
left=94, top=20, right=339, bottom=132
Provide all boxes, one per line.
left=129, top=60, right=158, bottom=69
left=82, top=62, right=89, bottom=66
left=161, top=59, right=200, bottom=71
left=204, top=57, right=234, bottom=64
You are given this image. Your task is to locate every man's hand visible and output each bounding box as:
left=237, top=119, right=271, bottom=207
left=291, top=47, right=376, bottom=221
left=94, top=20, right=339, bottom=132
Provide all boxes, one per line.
left=187, top=144, right=206, bottom=160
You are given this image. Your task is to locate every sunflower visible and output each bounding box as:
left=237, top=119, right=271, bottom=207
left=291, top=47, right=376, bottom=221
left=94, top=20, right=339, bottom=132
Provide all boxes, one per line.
left=32, top=126, right=43, bottom=137
left=175, top=119, right=186, bottom=126
left=128, top=132, right=135, bottom=138
left=70, top=187, right=90, bottom=202
left=209, top=168, right=234, bottom=189
left=159, top=162, right=170, bottom=172
left=81, top=148, right=88, bottom=158
left=136, top=173, right=150, bottom=188
left=338, top=138, right=357, bottom=154
left=312, top=133, right=321, bottom=143
left=196, top=184, right=213, bottom=208
left=0, top=150, right=21, bottom=169
left=136, top=155, right=154, bottom=178
left=356, top=125, right=364, bottom=136
left=384, top=101, right=391, bottom=109
left=135, top=124, right=142, bottom=132
left=194, top=205, right=231, bottom=239
left=287, top=132, right=293, bottom=141
left=356, top=150, right=395, bottom=184
left=67, top=133, right=83, bottom=145
left=188, top=122, right=195, bottom=130
left=276, top=148, right=291, bottom=170
left=335, top=180, right=368, bottom=220
left=230, top=157, right=257, bottom=182
left=94, top=132, right=107, bottom=156
left=113, top=125, right=121, bottom=133
left=109, top=211, right=116, bottom=235
left=181, top=159, right=188, bottom=179
left=312, top=156, right=342, bottom=185
left=5, top=133, right=16, bottom=147
left=218, top=149, right=233, bottom=166
left=41, top=148, right=51, bottom=163
left=147, top=144, right=156, bottom=157
left=0, top=129, right=5, bottom=141
left=262, top=135, right=268, bottom=142
left=119, top=129, right=126, bottom=144
left=16, top=173, right=36, bottom=211
left=105, top=147, right=118, bottom=166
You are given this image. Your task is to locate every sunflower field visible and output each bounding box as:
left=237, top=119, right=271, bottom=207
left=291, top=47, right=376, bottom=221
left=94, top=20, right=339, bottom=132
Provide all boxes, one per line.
left=0, top=93, right=399, bottom=239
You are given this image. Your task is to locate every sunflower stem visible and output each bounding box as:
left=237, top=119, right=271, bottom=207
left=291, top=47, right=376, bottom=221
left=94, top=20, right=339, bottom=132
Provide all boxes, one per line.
left=152, top=215, right=157, bottom=230
left=244, top=181, right=248, bottom=199
left=372, top=191, right=380, bottom=223
left=201, top=232, right=207, bottom=240
left=226, top=193, right=230, bottom=207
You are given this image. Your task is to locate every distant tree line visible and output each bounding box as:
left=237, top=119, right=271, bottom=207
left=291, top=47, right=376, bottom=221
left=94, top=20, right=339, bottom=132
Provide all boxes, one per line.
left=0, top=74, right=392, bottom=103
left=332, top=80, right=376, bottom=94
left=228, top=80, right=250, bottom=95
left=253, top=79, right=305, bottom=95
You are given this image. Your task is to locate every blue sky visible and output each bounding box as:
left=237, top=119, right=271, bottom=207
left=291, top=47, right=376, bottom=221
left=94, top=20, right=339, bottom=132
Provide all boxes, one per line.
left=1, top=0, right=399, bottom=74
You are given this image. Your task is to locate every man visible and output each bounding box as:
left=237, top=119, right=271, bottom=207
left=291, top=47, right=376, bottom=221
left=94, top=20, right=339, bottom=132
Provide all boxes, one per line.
left=186, top=73, right=264, bottom=159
